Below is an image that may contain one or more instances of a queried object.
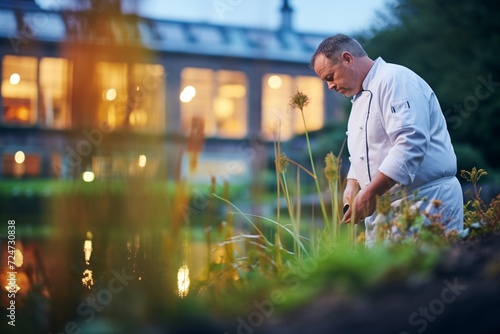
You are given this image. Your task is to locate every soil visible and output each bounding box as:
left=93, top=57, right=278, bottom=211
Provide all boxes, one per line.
left=182, top=232, right=500, bottom=334
left=252, top=232, right=500, bottom=334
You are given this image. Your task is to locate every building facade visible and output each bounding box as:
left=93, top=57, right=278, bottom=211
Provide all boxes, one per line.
left=0, top=0, right=342, bottom=183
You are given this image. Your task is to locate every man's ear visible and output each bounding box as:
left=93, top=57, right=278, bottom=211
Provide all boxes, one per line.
left=341, top=51, right=354, bottom=64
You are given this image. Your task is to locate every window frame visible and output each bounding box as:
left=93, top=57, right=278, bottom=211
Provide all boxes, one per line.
left=0, top=54, right=73, bottom=129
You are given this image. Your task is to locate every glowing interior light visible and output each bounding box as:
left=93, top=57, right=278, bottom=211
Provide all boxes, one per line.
left=9, top=73, right=21, bottom=85
left=183, top=85, right=196, bottom=96
left=82, top=171, right=95, bottom=182
left=219, top=84, right=246, bottom=98
left=129, top=109, right=147, bottom=126
left=138, top=155, right=147, bottom=168
left=105, top=88, right=117, bottom=101
left=214, top=97, right=234, bottom=119
left=17, top=107, right=30, bottom=122
left=177, top=264, right=190, bottom=298
left=268, top=75, right=283, bottom=89
left=14, top=151, right=25, bottom=164
left=180, top=85, right=196, bottom=103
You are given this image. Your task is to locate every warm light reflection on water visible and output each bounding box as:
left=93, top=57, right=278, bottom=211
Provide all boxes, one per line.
left=4, top=245, right=23, bottom=293
left=14, top=248, right=24, bottom=267
left=177, top=264, right=190, bottom=298
left=127, top=233, right=141, bottom=279
left=82, top=231, right=94, bottom=288
left=82, top=269, right=94, bottom=289
left=84, top=239, right=92, bottom=265
left=0, top=219, right=246, bottom=334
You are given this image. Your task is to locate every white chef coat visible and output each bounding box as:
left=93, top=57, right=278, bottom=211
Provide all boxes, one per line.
left=346, top=57, right=463, bottom=246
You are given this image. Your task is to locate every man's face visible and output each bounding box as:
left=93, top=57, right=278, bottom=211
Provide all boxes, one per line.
left=313, top=53, right=359, bottom=97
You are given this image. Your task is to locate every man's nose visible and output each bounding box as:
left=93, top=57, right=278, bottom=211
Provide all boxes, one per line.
left=327, top=82, right=336, bottom=90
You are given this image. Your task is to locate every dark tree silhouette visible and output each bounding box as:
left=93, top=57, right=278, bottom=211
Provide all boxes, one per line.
left=356, top=0, right=500, bottom=172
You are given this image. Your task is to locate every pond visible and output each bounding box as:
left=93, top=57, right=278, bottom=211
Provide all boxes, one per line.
left=0, top=179, right=248, bottom=333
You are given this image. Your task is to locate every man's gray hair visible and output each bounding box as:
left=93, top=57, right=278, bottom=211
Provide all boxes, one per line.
left=309, top=34, right=368, bottom=68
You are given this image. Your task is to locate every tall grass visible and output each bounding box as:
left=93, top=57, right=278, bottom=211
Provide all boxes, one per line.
left=205, top=91, right=500, bottom=304
left=290, top=90, right=330, bottom=228
left=204, top=90, right=353, bottom=294
left=8, top=110, right=498, bottom=331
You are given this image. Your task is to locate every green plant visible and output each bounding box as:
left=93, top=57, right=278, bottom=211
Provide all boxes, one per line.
left=290, top=90, right=330, bottom=227
left=324, top=152, right=341, bottom=241
left=460, top=168, right=500, bottom=238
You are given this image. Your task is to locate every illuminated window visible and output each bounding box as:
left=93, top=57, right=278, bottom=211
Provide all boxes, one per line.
left=261, top=74, right=324, bottom=141
left=261, top=74, right=293, bottom=140
left=40, top=58, right=71, bottom=129
left=2, top=152, right=41, bottom=177
left=96, top=62, right=128, bottom=131
left=180, top=68, right=247, bottom=139
left=293, top=76, right=324, bottom=133
left=129, top=64, right=166, bottom=133
left=95, top=62, right=166, bottom=133
left=2, top=56, right=38, bottom=125
left=1, top=55, right=72, bottom=128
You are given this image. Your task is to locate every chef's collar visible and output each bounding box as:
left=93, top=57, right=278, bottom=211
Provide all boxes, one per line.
left=351, top=57, right=385, bottom=102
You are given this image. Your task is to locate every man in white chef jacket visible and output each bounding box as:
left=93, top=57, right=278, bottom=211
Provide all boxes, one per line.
left=311, top=34, right=463, bottom=246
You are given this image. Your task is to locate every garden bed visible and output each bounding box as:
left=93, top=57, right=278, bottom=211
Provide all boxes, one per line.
left=252, top=232, right=500, bottom=334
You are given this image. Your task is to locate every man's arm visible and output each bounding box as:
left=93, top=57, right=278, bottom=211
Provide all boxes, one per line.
left=342, top=172, right=396, bottom=224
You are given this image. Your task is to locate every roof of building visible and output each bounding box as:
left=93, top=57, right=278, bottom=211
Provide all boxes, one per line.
left=0, top=2, right=328, bottom=63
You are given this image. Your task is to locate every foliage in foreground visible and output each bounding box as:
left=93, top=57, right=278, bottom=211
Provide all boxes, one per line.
left=197, top=165, right=500, bottom=317
left=461, top=167, right=500, bottom=238
left=3, top=94, right=499, bottom=333
left=195, top=89, right=500, bottom=316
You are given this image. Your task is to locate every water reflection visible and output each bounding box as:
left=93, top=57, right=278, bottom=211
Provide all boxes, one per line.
left=127, top=232, right=142, bottom=280
left=82, top=231, right=94, bottom=289
left=4, top=245, right=24, bottom=293
left=14, top=248, right=24, bottom=267
left=82, top=269, right=94, bottom=289
left=0, top=182, right=241, bottom=334
left=177, top=264, right=190, bottom=298
left=84, top=231, right=93, bottom=265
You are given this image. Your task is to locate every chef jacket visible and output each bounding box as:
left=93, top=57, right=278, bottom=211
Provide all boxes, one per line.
left=347, top=57, right=458, bottom=201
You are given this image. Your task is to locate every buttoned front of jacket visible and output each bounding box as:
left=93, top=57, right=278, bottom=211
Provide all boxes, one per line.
left=347, top=90, right=378, bottom=189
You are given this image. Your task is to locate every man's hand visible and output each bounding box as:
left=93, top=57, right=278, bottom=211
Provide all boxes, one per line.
left=342, top=189, right=377, bottom=224
left=341, top=173, right=396, bottom=224
left=341, top=178, right=360, bottom=224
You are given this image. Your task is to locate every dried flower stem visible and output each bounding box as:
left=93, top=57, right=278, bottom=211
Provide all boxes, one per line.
left=297, top=102, right=330, bottom=227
